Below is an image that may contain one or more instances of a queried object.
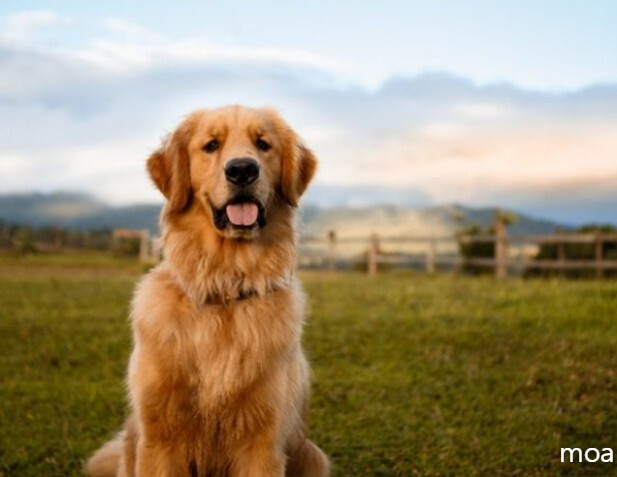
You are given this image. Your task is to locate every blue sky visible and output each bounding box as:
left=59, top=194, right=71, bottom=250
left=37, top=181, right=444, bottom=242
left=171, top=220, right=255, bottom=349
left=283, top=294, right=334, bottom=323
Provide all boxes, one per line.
left=1, top=1, right=616, bottom=224
left=2, top=0, right=615, bottom=90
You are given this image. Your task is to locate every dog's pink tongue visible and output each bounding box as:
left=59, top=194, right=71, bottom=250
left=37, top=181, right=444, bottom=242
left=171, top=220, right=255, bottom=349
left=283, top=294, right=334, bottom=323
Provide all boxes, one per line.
left=226, top=203, right=258, bottom=226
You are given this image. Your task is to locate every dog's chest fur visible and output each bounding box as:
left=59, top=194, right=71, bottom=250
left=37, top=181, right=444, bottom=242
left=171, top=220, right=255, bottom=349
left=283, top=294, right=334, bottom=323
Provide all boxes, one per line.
left=129, top=267, right=304, bottom=443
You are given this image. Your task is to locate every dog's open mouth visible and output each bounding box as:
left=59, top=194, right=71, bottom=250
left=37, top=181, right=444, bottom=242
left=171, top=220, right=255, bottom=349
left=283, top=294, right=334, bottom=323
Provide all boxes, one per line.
left=226, top=202, right=258, bottom=227
left=211, top=196, right=266, bottom=231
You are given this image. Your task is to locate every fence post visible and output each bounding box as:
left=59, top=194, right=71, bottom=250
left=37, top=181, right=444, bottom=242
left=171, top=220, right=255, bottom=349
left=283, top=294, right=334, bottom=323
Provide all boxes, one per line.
left=367, top=233, right=379, bottom=275
left=327, top=230, right=337, bottom=272
left=494, top=217, right=507, bottom=279
left=556, top=235, right=566, bottom=278
left=139, top=229, right=150, bottom=262
left=595, top=229, right=604, bottom=279
left=557, top=239, right=566, bottom=263
left=426, top=237, right=436, bottom=274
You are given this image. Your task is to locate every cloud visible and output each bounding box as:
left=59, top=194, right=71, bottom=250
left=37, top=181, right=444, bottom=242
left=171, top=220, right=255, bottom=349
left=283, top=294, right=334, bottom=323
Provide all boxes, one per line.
left=0, top=10, right=68, bottom=45
left=101, top=17, right=160, bottom=42
left=1, top=11, right=616, bottom=224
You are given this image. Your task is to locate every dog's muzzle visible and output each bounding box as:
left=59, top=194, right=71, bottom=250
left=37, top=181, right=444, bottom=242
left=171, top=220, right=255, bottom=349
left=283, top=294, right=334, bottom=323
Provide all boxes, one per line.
left=211, top=158, right=265, bottom=234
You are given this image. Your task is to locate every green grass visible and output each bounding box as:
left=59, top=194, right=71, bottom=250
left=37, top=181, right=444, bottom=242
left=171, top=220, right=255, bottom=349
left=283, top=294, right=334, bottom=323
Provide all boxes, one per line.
left=2, top=254, right=617, bottom=476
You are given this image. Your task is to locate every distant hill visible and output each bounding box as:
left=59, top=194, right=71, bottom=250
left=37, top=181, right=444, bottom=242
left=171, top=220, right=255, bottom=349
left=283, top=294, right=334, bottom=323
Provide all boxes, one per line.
left=298, top=203, right=563, bottom=239
left=0, top=192, right=161, bottom=233
left=0, top=192, right=565, bottom=238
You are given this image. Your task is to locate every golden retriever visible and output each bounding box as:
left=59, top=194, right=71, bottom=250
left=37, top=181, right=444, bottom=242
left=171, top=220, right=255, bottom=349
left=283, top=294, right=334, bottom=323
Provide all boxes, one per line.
left=86, top=105, right=329, bottom=477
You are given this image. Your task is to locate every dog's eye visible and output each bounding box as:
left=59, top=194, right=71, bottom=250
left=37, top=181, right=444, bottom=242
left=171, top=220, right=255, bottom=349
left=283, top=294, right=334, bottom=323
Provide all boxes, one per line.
left=256, top=138, right=271, bottom=152
left=203, top=139, right=219, bottom=153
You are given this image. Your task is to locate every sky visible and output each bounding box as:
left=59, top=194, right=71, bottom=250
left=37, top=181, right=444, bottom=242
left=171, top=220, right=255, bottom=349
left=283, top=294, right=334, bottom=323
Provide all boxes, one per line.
left=1, top=1, right=616, bottom=224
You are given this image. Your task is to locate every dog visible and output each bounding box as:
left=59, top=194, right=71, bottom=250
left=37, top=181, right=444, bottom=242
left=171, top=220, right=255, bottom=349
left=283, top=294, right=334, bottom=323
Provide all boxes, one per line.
left=85, top=105, right=329, bottom=477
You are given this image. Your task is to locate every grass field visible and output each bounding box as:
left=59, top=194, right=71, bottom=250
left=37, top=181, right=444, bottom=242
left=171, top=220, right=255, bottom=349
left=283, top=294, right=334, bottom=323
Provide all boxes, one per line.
left=1, top=253, right=617, bottom=476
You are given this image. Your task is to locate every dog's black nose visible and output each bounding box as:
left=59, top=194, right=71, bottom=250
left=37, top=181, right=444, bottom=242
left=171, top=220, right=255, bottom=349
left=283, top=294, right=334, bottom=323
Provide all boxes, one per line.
left=224, top=158, right=260, bottom=186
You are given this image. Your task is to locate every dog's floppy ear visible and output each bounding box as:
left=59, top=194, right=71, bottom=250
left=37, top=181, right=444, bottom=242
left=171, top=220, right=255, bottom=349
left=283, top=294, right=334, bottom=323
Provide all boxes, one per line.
left=280, top=132, right=318, bottom=208
left=147, top=117, right=195, bottom=213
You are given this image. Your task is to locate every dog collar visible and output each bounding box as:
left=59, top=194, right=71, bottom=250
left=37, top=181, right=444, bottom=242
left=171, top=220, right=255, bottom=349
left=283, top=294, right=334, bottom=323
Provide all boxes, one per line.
left=202, top=281, right=290, bottom=306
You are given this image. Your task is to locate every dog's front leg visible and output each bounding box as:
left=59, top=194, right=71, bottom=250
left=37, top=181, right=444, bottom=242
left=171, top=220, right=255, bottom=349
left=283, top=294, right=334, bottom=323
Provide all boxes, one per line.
left=230, top=437, right=285, bottom=477
left=135, top=438, right=187, bottom=477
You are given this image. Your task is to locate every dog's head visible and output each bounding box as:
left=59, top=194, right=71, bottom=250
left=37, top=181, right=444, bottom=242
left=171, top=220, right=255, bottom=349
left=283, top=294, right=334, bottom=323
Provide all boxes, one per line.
left=147, top=106, right=317, bottom=239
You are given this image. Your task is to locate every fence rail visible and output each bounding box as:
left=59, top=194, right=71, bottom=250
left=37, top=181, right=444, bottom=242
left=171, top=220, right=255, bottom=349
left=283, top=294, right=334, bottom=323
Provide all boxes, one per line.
left=299, top=224, right=617, bottom=278
left=5, top=222, right=617, bottom=278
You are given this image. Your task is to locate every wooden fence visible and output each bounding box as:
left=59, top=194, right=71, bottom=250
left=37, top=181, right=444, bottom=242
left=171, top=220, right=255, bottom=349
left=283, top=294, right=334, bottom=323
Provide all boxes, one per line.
left=299, top=224, right=617, bottom=278
left=11, top=223, right=614, bottom=278
left=459, top=219, right=617, bottom=278
left=299, top=232, right=460, bottom=274
left=112, top=229, right=161, bottom=262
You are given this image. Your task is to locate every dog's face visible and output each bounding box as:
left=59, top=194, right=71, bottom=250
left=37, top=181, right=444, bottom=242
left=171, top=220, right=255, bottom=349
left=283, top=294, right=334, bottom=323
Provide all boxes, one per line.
left=147, top=106, right=317, bottom=239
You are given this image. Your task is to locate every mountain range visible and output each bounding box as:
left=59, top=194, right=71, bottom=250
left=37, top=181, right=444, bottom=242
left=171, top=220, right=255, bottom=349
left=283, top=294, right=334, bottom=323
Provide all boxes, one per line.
left=0, top=192, right=565, bottom=240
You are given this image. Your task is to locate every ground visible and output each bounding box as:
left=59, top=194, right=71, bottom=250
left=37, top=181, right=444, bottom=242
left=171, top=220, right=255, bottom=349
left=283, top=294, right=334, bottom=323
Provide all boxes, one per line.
left=1, top=253, right=617, bottom=476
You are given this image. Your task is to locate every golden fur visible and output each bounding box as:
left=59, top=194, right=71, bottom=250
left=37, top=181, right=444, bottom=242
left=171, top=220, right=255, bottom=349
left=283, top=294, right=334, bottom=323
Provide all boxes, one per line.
left=86, top=106, right=329, bottom=477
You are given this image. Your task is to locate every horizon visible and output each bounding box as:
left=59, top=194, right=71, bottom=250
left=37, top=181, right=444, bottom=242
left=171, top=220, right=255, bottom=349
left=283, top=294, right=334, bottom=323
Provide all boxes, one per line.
left=1, top=3, right=616, bottom=225
left=1, top=189, right=610, bottom=229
